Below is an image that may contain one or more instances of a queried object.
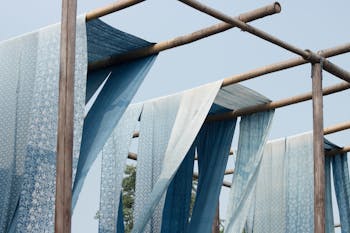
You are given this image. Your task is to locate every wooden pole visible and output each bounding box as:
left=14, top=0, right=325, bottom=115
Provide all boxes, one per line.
left=178, top=0, right=350, bottom=83
left=221, top=43, right=350, bottom=86
left=55, top=0, right=77, bottom=232
left=88, top=2, right=281, bottom=71
left=86, top=0, right=145, bottom=21
left=311, top=63, right=325, bottom=233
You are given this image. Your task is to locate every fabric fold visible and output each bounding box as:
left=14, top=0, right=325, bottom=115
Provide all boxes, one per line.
left=187, top=119, right=237, bottom=233
left=224, top=110, right=274, bottom=233
left=99, top=104, right=143, bottom=233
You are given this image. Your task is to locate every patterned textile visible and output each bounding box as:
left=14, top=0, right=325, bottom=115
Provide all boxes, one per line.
left=99, top=104, right=143, bottom=233
left=246, top=133, right=337, bottom=233
left=224, top=110, right=275, bottom=233
left=72, top=19, right=157, bottom=208
left=0, top=16, right=87, bottom=233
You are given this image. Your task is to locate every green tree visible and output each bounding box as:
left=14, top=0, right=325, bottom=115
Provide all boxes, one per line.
left=122, top=165, right=136, bottom=233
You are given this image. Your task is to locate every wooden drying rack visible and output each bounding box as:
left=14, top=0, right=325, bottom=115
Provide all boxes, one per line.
left=56, top=0, right=350, bottom=232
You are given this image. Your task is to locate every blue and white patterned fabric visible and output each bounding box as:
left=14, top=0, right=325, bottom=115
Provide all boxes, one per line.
left=0, top=16, right=157, bottom=232
left=245, top=133, right=338, bottom=233
left=0, top=16, right=87, bottom=233
left=224, top=110, right=274, bottom=233
left=72, top=19, right=158, bottom=208
left=99, top=104, right=143, bottom=233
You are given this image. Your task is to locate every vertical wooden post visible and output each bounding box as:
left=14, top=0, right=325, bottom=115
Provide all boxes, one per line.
left=311, top=62, right=325, bottom=233
left=212, top=201, right=220, bottom=233
left=55, top=0, right=77, bottom=232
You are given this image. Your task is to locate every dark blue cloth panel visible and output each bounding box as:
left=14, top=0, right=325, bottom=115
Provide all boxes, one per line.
left=85, top=19, right=154, bottom=102
left=72, top=19, right=158, bottom=208
left=187, top=119, right=237, bottom=233
left=117, top=194, right=125, bottom=233
left=332, top=153, right=350, bottom=233
left=160, top=144, right=196, bottom=233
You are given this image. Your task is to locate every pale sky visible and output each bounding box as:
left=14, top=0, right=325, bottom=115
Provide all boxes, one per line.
left=2, top=0, right=349, bottom=232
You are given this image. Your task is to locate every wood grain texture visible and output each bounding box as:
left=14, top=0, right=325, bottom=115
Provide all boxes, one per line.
left=55, top=0, right=77, bottom=232
left=312, top=63, right=325, bottom=233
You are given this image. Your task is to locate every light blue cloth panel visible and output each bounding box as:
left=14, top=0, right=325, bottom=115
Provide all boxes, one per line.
left=99, top=104, right=143, bottom=233
left=134, top=94, right=182, bottom=233
left=0, top=16, right=87, bottom=233
left=332, top=152, right=350, bottom=233
left=160, top=145, right=196, bottom=233
left=72, top=19, right=158, bottom=208
left=224, top=110, right=274, bottom=233
left=132, top=81, right=223, bottom=233
left=187, top=119, right=237, bottom=233
left=247, top=134, right=336, bottom=233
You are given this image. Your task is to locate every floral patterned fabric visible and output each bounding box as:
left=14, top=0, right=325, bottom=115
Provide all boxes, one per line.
left=0, top=16, right=87, bottom=233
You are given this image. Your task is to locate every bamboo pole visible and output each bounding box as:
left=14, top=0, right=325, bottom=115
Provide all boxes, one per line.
left=312, top=63, right=325, bottom=233
left=55, top=0, right=77, bottom=232
left=88, top=2, right=281, bottom=71
left=222, top=43, right=350, bottom=87
left=86, top=0, right=145, bottom=21
left=207, top=82, right=350, bottom=121
left=179, top=0, right=350, bottom=84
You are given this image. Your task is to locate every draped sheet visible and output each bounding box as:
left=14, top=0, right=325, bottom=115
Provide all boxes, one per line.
left=246, top=133, right=338, bottom=233
left=0, top=16, right=157, bottom=232
left=131, top=80, right=223, bottom=233
left=99, top=104, right=143, bottom=233
left=187, top=119, right=237, bottom=233
left=224, top=110, right=275, bottom=233
left=160, top=145, right=196, bottom=233
left=134, top=94, right=182, bottom=233
left=72, top=19, right=158, bottom=208
left=0, top=16, right=87, bottom=232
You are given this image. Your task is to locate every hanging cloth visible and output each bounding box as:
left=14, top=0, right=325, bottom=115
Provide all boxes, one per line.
left=186, top=119, right=237, bottom=233
left=72, top=19, right=158, bottom=208
left=224, top=110, right=275, bottom=233
left=98, top=104, right=143, bottom=233
left=1, top=16, right=87, bottom=233
left=330, top=148, right=350, bottom=233
left=246, top=133, right=336, bottom=233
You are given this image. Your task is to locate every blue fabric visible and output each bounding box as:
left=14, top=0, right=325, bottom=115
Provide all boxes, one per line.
left=72, top=19, right=157, bottom=208
left=99, top=104, right=143, bottom=233
left=160, top=144, right=196, bottom=233
left=117, top=195, right=125, bottom=233
left=187, top=119, right=236, bottom=233
left=225, top=110, right=274, bottom=233
left=134, top=94, right=182, bottom=233
left=246, top=134, right=335, bottom=233
left=332, top=153, right=350, bottom=233
left=132, top=81, right=223, bottom=233
left=1, top=16, right=87, bottom=232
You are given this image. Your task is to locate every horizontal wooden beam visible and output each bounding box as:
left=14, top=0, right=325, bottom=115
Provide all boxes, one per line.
left=207, top=82, right=350, bottom=121
left=221, top=43, right=350, bottom=87
left=88, top=2, right=281, bottom=71
left=86, top=0, right=145, bottom=21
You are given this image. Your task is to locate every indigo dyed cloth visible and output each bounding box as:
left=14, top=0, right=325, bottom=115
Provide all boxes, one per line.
left=0, top=16, right=87, bottom=233
left=72, top=19, right=157, bottom=208
left=131, top=81, right=223, bottom=233
left=131, top=81, right=273, bottom=233
left=160, top=145, right=196, bottom=233
left=187, top=119, right=237, bottom=233
left=246, top=133, right=337, bottom=233
left=134, top=94, right=182, bottom=233
left=331, top=150, right=350, bottom=233
left=99, top=104, right=143, bottom=233
left=224, top=110, right=274, bottom=233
